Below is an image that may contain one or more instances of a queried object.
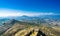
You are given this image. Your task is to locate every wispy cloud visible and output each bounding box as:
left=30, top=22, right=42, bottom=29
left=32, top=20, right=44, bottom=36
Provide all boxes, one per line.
left=0, top=8, right=59, bottom=17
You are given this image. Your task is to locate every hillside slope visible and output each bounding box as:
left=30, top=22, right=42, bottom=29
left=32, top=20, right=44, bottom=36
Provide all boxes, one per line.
left=0, top=19, right=60, bottom=36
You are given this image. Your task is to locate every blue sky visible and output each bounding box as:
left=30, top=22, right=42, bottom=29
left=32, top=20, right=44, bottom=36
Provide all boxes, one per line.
left=0, top=0, right=60, bottom=17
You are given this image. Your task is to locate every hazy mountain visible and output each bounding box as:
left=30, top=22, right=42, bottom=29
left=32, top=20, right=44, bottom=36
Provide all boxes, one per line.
left=0, top=15, right=60, bottom=26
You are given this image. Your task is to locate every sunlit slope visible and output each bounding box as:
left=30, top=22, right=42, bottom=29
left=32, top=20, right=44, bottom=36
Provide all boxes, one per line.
left=1, top=20, right=60, bottom=36
left=1, top=25, right=60, bottom=36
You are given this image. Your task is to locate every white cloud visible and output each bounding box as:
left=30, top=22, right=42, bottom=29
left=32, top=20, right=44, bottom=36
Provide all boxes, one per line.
left=0, top=8, right=58, bottom=17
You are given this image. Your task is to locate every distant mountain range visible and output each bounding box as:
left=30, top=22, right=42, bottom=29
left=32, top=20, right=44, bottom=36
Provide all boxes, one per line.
left=0, top=15, right=60, bottom=26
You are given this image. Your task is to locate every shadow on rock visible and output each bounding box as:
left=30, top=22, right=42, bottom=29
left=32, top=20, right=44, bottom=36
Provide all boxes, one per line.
left=36, top=29, right=46, bottom=36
